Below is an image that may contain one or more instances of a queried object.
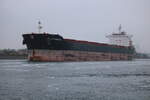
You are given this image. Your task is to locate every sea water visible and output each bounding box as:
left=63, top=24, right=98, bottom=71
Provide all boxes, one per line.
left=0, top=59, right=150, bottom=100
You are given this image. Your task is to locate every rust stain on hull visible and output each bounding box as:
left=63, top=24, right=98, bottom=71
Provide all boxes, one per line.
left=28, top=50, right=133, bottom=62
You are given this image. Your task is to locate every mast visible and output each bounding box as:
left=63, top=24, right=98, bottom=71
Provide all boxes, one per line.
left=38, top=21, right=42, bottom=33
left=118, top=24, right=122, bottom=34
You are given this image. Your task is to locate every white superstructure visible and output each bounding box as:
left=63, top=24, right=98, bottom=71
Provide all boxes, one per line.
left=106, top=25, right=132, bottom=47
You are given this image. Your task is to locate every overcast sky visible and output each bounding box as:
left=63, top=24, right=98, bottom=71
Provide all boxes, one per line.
left=0, top=0, right=150, bottom=53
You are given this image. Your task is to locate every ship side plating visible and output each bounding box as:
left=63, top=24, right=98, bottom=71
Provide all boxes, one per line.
left=22, top=33, right=135, bottom=61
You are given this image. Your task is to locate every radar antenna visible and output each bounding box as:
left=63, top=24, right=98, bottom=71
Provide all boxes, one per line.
left=38, top=21, right=42, bottom=33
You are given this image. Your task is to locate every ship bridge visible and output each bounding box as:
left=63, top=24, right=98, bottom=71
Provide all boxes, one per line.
left=106, top=25, right=133, bottom=47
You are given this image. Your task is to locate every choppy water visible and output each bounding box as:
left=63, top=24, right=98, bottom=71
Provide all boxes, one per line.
left=0, top=59, right=150, bottom=100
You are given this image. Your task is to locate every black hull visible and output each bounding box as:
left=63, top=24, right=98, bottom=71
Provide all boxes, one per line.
left=23, top=34, right=135, bottom=54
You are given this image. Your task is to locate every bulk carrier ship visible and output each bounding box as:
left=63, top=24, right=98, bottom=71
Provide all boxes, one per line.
left=22, top=22, right=135, bottom=62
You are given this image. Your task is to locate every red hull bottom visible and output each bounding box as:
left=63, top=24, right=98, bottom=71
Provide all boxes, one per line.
left=28, top=50, right=133, bottom=62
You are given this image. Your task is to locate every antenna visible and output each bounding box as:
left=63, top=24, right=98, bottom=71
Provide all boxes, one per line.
left=118, top=24, right=122, bottom=34
left=38, top=21, right=42, bottom=33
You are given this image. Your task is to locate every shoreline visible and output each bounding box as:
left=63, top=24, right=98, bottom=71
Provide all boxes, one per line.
left=0, top=56, right=27, bottom=59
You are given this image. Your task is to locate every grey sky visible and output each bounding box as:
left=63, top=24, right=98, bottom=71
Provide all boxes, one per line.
left=0, top=0, right=150, bottom=53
